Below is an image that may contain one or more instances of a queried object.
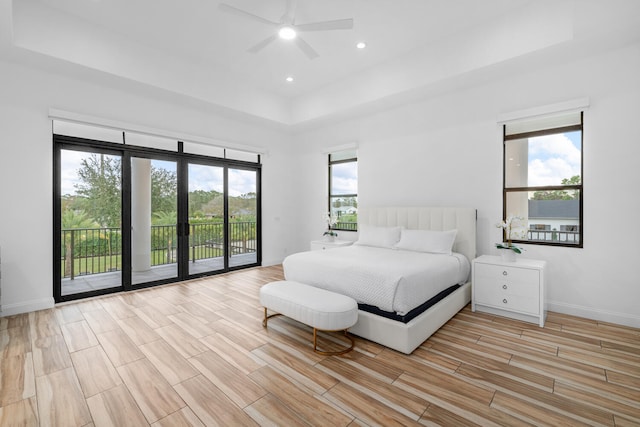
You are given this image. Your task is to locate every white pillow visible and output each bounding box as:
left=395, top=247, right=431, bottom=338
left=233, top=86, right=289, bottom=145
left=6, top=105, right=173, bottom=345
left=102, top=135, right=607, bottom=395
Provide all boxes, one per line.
left=394, top=229, right=458, bottom=254
left=354, top=224, right=402, bottom=248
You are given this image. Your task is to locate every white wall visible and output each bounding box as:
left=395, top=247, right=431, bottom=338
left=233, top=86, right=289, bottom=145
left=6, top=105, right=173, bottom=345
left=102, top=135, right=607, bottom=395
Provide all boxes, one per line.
left=0, top=59, right=295, bottom=315
left=292, top=42, right=640, bottom=328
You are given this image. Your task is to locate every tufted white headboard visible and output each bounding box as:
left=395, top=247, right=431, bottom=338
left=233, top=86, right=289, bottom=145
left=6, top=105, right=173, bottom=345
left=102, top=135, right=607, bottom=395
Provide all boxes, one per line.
left=358, top=206, right=477, bottom=262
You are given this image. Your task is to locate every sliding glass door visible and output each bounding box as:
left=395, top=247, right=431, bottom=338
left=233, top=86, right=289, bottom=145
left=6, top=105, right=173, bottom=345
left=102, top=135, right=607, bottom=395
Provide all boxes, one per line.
left=131, top=156, right=179, bottom=287
left=54, top=135, right=261, bottom=302
left=187, top=163, right=226, bottom=276
left=57, top=148, right=123, bottom=298
left=228, top=167, right=258, bottom=268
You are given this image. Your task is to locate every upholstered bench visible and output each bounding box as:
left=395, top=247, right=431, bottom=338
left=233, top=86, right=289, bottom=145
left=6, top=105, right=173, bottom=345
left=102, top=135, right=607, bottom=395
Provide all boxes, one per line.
left=259, top=280, right=358, bottom=355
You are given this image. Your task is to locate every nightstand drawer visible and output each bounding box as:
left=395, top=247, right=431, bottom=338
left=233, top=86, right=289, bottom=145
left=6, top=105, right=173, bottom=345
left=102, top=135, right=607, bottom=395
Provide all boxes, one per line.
left=474, top=280, right=539, bottom=301
left=475, top=263, right=539, bottom=286
left=474, top=293, right=540, bottom=315
left=474, top=283, right=540, bottom=315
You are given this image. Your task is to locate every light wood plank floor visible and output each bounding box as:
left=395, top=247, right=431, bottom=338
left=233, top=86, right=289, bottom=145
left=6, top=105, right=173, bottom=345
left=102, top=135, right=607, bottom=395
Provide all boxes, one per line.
left=1, top=265, right=639, bottom=426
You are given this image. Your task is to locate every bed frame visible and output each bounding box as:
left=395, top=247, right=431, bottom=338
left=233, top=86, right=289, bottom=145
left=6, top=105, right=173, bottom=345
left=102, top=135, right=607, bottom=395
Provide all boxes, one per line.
left=348, top=206, right=476, bottom=354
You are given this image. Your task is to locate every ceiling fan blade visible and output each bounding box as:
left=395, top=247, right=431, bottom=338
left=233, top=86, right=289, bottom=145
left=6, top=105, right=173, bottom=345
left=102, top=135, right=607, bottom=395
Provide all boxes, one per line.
left=294, top=36, right=320, bottom=60
left=247, top=34, right=278, bottom=53
left=282, top=0, right=297, bottom=24
left=218, top=3, right=279, bottom=26
left=295, top=18, right=354, bottom=32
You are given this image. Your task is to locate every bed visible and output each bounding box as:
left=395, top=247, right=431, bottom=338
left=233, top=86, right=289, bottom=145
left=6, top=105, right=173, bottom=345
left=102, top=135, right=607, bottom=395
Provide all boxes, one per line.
left=283, top=206, right=476, bottom=354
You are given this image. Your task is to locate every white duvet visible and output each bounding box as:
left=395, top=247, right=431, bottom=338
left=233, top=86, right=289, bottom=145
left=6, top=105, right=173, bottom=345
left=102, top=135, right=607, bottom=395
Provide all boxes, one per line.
left=282, top=245, right=470, bottom=315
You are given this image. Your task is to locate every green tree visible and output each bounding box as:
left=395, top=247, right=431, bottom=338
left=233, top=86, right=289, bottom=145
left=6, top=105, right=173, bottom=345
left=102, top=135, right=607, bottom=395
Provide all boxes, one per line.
left=229, top=192, right=257, bottom=217
left=74, top=155, right=178, bottom=227
left=189, top=190, right=222, bottom=217
left=532, top=175, right=581, bottom=200
left=152, top=211, right=177, bottom=225
left=75, top=154, right=121, bottom=227
left=151, top=167, right=177, bottom=214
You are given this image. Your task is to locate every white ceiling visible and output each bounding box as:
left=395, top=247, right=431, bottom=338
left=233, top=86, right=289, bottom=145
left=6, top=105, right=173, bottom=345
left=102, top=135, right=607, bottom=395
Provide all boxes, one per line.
left=37, top=0, right=531, bottom=97
left=4, top=0, right=640, bottom=127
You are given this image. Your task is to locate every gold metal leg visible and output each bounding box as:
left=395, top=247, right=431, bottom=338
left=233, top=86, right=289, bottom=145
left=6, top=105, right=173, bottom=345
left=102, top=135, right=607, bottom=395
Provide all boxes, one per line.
left=262, top=307, right=281, bottom=328
left=313, top=328, right=355, bottom=356
left=262, top=307, right=354, bottom=355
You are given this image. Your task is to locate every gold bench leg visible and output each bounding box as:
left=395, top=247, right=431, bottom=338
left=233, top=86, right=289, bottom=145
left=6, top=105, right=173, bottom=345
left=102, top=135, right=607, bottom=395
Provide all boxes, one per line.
left=262, top=307, right=281, bottom=328
left=263, top=307, right=355, bottom=356
left=313, top=328, right=355, bottom=356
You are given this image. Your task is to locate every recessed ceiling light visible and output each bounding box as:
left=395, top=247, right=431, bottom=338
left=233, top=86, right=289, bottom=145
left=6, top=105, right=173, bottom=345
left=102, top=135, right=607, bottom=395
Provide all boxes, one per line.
left=356, top=41, right=367, bottom=49
left=278, top=26, right=297, bottom=40
left=285, top=76, right=294, bottom=83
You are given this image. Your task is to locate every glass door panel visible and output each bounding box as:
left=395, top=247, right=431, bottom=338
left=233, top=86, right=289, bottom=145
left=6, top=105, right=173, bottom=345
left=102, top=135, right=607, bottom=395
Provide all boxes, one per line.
left=228, top=168, right=258, bottom=268
left=188, top=163, right=225, bottom=275
left=131, top=157, right=178, bottom=286
left=59, top=149, right=122, bottom=297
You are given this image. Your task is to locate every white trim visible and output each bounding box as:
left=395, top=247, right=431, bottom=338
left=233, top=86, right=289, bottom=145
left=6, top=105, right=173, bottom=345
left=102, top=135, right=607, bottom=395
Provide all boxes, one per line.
left=49, top=108, right=267, bottom=155
left=547, top=300, right=640, bottom=329
left=0, top=297, right=55, bottom=317
left=497, top=97, right=590, bottom=124
left=322, top=142, right=358, bottom=155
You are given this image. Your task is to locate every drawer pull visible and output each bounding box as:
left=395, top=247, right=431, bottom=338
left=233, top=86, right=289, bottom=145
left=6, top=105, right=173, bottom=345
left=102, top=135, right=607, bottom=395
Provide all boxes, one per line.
left=503, top=299, right=508, bottom=304
left=502, top=271, right=508, bottom=276
left=502, top=284, right=508, bottom=290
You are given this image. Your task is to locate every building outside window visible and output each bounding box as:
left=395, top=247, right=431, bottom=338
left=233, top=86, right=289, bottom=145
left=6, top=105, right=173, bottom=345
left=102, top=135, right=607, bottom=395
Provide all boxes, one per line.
left=503, top=111, right=583, bottom=247
left=328, top=149, right=357, bottom=231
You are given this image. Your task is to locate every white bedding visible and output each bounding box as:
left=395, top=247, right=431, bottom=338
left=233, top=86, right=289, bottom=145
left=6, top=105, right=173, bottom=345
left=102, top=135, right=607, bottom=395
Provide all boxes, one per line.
left=282, top=245, right=470, bottom=315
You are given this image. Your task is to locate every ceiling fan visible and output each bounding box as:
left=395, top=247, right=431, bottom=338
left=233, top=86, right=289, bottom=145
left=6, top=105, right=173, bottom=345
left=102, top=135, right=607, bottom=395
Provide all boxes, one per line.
left=218, top=0, right=354, bottom=59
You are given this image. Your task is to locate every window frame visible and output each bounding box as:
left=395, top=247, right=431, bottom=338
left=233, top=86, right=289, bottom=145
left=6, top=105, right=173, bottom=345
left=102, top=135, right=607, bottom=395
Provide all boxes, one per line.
left=502, top=112, right=584, bottom=248
left=328, top=152, right=358, bottom=232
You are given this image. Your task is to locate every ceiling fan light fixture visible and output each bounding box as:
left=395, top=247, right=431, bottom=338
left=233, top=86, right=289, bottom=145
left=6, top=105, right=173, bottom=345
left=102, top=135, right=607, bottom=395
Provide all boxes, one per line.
left=278, top=26, right=297, bottom=40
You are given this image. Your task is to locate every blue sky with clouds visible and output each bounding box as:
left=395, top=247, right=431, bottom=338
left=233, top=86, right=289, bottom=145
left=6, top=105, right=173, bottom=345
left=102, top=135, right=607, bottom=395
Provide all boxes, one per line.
left=331, top=162, right=358, bottom=195
left=528, top=131, right=581, bottom=186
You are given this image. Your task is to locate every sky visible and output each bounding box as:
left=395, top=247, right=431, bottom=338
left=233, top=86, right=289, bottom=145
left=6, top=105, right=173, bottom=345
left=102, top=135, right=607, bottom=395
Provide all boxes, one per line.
left=331, top=161, right=358, bottom=195
left=188, top=163, right=256, bottom=197
left=527, top=131, right=581, bottom=186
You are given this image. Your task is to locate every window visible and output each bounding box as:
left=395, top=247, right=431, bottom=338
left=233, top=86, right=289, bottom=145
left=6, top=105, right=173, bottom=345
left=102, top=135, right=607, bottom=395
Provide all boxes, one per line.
left=503, top=111, right=583, bottom=247
left=328, top=150, right=357, bottom=231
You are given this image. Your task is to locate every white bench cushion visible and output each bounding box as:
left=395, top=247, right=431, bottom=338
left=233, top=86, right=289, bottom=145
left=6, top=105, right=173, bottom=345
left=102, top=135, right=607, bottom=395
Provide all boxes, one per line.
left=260, top=281, right=358, bottom=331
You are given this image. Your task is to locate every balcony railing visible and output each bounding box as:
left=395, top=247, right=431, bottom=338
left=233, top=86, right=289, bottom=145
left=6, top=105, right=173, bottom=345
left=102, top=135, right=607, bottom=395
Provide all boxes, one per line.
left=61, top=221, right=256, bottom=279
left=334, top=221, right=357, bottom=231
left=527, top=229, right=580, bottom=244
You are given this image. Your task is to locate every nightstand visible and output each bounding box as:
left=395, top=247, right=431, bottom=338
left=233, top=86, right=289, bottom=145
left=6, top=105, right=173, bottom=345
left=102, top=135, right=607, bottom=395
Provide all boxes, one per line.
left=310, top=239, right=353, bottom=251
left=472, top=255, right=547, bottom=327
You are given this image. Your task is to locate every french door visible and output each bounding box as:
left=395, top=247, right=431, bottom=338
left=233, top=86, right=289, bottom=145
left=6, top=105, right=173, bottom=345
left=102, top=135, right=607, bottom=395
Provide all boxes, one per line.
left=54, top=136, right=261, bottom=302
left=130, top=154, right=179, bottom=288
left=56, top=146, right=124, bottom=298
left=185, top=162, right=227, bottom=276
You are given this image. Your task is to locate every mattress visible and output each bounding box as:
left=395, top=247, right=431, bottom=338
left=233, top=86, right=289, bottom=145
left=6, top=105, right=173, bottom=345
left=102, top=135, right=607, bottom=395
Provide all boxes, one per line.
left=282, top=245, right=470, bottom=315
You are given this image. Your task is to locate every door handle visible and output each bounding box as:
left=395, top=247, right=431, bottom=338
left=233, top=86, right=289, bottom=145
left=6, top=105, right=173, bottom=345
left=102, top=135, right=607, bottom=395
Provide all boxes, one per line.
left=185, top=223, right=190, bottom=236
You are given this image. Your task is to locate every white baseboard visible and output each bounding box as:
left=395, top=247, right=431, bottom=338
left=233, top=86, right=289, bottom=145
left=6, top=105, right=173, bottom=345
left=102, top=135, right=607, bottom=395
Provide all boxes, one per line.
left=547, top=300, right=640, bottom=328
left=261, top=258, right=284, bottom=267
left=0, top=297, right=55, bottom=317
